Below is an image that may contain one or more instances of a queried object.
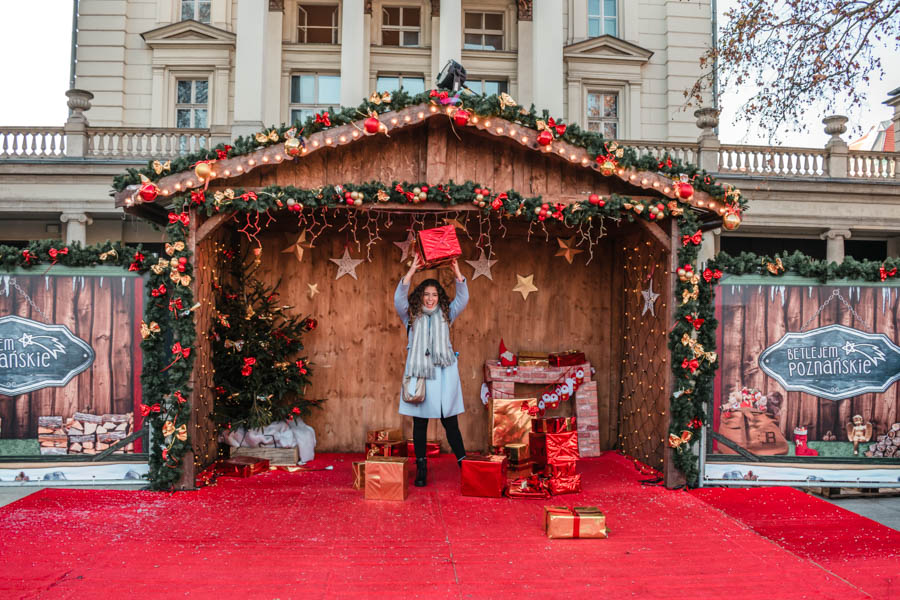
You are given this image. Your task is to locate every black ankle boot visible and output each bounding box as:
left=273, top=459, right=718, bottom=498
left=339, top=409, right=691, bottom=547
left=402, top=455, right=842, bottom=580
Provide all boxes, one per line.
left=415, top=458, right=427, bottom=487
left=457, top=455, right=466, bottom=468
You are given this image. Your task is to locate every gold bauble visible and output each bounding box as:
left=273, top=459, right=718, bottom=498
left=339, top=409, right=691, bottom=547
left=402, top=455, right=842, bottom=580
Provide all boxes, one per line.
left=722, top=211, right=742, bottom=231
left=284, top=137, right=302, bottom=157
left=599, top=159, right=616, bottom=177
left=194, top=162, right=212, bottom=180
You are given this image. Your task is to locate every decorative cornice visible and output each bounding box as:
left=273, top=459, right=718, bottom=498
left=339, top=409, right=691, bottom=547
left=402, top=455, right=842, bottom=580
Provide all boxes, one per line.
left=268, top=0, right=284, bottom=11
left=517, top=0, right=532, bottom=21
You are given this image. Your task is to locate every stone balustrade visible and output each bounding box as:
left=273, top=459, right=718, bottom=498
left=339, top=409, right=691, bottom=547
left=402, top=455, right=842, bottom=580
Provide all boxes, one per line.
left=717, top=144, right=829, bottom=177
left=87, top=127, right=210, bottom=159
left=0, top=127, right=66, bottom=159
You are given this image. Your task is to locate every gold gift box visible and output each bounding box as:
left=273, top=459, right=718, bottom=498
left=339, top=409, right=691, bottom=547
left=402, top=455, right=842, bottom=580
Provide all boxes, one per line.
left=490, top=397, right=537, bottom=449
left=352, top=461, right=366, bottom=490
left=366, top=428, right=403, bottom=444
left=504, top=443, right=529, bottom=463
left=544, top=506, right=608, bottom=539
left=518, top=351, right=549, bottom=367
left=364, top=456, right=409, bottom=501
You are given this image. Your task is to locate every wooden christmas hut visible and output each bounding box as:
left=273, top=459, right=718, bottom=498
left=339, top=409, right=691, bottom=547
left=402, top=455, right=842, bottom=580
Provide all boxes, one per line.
left=114, top=92, right=744, bottom=490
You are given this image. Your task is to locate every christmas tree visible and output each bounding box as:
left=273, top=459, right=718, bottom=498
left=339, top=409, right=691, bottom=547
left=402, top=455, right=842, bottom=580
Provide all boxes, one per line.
left=211, top=260, right=318, bottom=431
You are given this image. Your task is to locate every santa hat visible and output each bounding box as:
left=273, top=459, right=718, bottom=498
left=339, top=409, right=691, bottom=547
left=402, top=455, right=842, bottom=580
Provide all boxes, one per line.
left=499, top=338, right=517, bottom=366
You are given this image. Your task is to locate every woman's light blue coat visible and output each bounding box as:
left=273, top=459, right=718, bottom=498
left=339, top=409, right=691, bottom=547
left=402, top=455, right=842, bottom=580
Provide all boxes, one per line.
left=394, top=278, right=468, bottom=418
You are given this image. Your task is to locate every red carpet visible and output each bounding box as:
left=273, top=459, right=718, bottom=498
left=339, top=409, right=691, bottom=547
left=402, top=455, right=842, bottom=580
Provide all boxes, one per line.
left=0, top=452, right=895, bottom=599
left=692, top=486, right=900, bottom=599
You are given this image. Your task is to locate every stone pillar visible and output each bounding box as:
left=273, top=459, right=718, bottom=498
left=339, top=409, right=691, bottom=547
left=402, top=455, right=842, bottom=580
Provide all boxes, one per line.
left=885, top=88, right=900, bottom=180
left=340, top=0, right=368, bottom=107
left=821, top=229, right=851, bottom=264
left=232, top=0, right=268, bottom=138
left=63, top=89, right=93, bottom=158
left=263, top=2, right=284, bottom=126
left=438, top=0, right=461, bottom=72
left=531, top=0, right=564, bottom=116
left=430, top=2, right=441, bottom=83
left=60, top=213, right=93, bottom=245
left=823, top=115, right=849, bottom=178
left=695, top=107, right=720, bottom=173
left=698, top=228, right=720, bottom=267
left=516, top=3, right=533, bottom=107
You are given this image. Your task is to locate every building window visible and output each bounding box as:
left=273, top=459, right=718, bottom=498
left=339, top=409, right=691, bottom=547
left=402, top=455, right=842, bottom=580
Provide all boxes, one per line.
left=586, top=91, right=618, bottom=138
left=290, top=74, right=341, bottom=124
left=176, top=79, right=209, bottom=128
left=466, top=78, right=508, bottom=96
left=588, top=0, right=617, bottom=37
left=376, top=75, right=426, bottom=95
left=181, top=0, right=211, bottom=23
left=382, top=6, right=421, bottom=46
left=463, top=11, right=503, bottom=50
left=298, top=4, right=339, bottom=44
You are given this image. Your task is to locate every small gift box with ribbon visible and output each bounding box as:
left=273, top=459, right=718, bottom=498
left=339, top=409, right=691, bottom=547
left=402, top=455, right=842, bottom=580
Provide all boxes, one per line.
left=506, top=475, right=551, bottom=499
left=366, top=428, right=403, bottom=444
left=503, top=443, right=529, bottom=464
left=548, top=474, right=582, bottom=495
left=544, top=506, right=608, bottom=539
left=415, top=224, right=462, bottom=269
left=352, top=461, right=366, bottom=490
left=548, top=351, right=586, bottom=367
left=365, top=456, right=409, bottom=501
left=532, top=416, right=577, bottom=434
left=366, top=440, right=408, bottom=458
left=217, top=456, right=270, bottom=478
left=405, top=439, right=441, bottom=458
left=530, top=430, right=580, bottom=469
left=461, top=455, right=508, bottom=498
left=490, top=397, right=537, bottom=449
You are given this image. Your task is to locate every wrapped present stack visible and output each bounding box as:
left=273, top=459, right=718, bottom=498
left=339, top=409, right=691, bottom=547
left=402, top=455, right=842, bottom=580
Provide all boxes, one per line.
left=503, top=443, right=532, bottom=479
left=365, top=428, right=407, bottom=458
left=524, top=416, right=582, bottom=495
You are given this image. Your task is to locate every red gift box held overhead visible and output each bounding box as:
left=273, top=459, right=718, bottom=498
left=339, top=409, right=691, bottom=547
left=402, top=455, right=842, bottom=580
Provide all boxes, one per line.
left=415, top=225, right=462, bottom=269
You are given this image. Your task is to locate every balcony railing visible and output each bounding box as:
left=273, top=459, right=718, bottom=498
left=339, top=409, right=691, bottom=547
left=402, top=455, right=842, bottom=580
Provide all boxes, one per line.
left=0, top=125, right=897, bottom=183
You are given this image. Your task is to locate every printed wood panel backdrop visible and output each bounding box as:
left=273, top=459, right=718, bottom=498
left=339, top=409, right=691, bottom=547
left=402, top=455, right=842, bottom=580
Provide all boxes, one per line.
left=716, top=282, right=900, bottom=443
left=0, top=272, right=143, bottom=440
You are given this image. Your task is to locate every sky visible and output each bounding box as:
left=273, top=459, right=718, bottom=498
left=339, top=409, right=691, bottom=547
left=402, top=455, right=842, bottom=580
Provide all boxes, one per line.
left=0, top=0, right=895, bottom=148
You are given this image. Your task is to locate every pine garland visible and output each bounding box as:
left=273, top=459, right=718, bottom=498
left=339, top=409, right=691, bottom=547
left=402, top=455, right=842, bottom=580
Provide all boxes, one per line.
left=710, top=250, right=900, bottom=283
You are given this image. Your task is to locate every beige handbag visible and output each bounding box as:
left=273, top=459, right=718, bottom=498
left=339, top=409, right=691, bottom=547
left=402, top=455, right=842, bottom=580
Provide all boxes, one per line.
left=402, top=374, right=425, bottom=404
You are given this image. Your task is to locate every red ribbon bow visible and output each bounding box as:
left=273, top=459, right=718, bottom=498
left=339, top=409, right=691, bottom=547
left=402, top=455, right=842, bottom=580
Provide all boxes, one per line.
left=430, top=90, right=449, bottom=100
left=151, top=284, right=167, bottom=297
left=48, top=247, right=69, bottom=262
left=161, top=342, right=191, bottom=372
left=191, top=190, right=206, bottom=206
left=168, top=212, right=190, bottom=226
left=685, top=315, right=705, bottom=330
left=682, top=230, right=702, bottom=246
left=240, top=191, right=257, bottom=201
left=215, top=145, right=232, bottom=160
left=139, top=403, right=161, bottom=416
left=168, top=297, right=183, bottom=312
left=702, top=268, right=722, bottom=283
left=682, top=358, right=699, bottom=373
left=547, top=117, right=566, bottom=136
left=174, top=391, right=187, bottom=404
left=880, top=266, right=897, bottom=281
left=315, top=112, right=331, bottom=126
left=658, top=158, right=673, bottom=169
left=22, top=250, right=36, bottom=264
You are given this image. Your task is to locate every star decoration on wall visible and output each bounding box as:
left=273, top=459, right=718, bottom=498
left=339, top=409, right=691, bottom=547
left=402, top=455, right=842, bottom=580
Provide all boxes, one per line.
left=443, top=217, right=467, bottom=231
left=641, top=280, right=660, bottom=316
left=393, top=230, right=416, bottom=263
left=555, top=236, right=584, bottom=264
left=513, top=274, right=538, bottom=300
left=329, top=248, right=364, bottom=280
left=465, top=249, right=498, bottom=281
left=307, top=283, right=320, bottom=298
left=281, top=230, right=313, bottom=262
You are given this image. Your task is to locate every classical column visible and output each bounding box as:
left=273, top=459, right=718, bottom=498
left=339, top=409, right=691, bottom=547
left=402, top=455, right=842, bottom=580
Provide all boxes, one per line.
left=60, top=213, right=93, bottom=245
left=232, top=0, right=268, bottom=138
left=431, top=1, right=441, bottom=83
left=823, top=115, right=849, bottom=178
left=340, top=0, right=368, bottom=106
left=516, top=1, right=533, bottom=107
left=698, top=229, right=720, bottom=267
left=821, top=229, right=851, bottom=264
left=438, top=0, right=461, bottom=71
left=531, top=0, right=564, bottom=116
left=263, top=2, right=284, bottom=126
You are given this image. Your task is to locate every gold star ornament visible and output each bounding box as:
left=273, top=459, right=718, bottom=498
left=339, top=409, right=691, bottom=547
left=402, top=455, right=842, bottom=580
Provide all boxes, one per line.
left=307, top=283, right=320, bottom=299
left=513, top=274, right=538, bottom=300
left=281, top=230, right=313, bottom=262
left=555, top=236, right=584, bottom=264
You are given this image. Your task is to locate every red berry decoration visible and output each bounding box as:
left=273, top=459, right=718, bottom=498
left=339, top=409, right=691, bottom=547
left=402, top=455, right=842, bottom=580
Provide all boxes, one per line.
left=537, top=129, right=553, bottom=147
left=364, top=116, right=381, bottom=134
left=453, top=109, right=470, bottom=127
left=588, top=193, right=600, bottom=205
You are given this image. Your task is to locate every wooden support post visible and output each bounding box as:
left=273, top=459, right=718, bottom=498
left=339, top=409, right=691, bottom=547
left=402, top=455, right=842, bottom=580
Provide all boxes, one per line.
left=663, top=217, right=687, bottom=489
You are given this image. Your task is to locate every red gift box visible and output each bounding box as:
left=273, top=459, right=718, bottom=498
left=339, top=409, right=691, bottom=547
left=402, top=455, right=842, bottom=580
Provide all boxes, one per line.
left=217, top=456, right=270, bottom=478
left=532, top=416, right=577, bottom=434
left=405, top=439, right=441, bottom=458
left=415, top=225, right=462, bottom=269
left=547, top=459, right=578, bottom=477
left=366, top=440, right=408, bottom=458
left=549, top=473, right=582, bottom=495
left=505, top=475, right=551, bottom=499
left=461, top=455, right=508, bottom=497
left=548, top=351, right=586, bottom=367
left=530, top=431, right=580, bottom=468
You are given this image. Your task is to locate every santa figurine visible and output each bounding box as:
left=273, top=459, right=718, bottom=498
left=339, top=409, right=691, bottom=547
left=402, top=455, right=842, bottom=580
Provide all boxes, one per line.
left=793, top=426, right=819, bottom=456
left=845, top=415, right=873, bottom=456
left=499, top=338, right=517, bottom=367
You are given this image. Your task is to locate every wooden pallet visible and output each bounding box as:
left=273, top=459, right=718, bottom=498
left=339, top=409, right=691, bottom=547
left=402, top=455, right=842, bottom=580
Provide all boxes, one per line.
left=810, top=486, right=900, bottom=499
left=230, top=446, right=299, bottom=466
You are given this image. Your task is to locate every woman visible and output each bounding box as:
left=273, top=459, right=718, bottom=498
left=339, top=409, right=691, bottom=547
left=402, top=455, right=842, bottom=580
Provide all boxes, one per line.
left=394, top=254, right=468, bottom=487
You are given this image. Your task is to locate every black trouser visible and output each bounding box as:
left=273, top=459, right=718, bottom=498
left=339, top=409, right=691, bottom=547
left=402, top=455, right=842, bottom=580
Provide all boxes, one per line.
left=412, top=415, right=466, bottom=461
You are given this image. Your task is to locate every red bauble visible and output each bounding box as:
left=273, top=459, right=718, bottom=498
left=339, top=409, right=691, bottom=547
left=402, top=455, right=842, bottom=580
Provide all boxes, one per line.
left=364, top=116, right=381, bottom=134
left=453, top=109, right=470, bottom=127
left=675, top=181, right=694, bottom=202
left=588, top=193, right=600, bottom=205
left=138, top=181, right=159, bottom=203
left=537, top=130, right=553, bottom=146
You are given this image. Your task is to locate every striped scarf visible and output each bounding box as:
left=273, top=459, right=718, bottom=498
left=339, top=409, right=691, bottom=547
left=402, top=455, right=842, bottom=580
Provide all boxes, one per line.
left=408, top=305, right=455, bottom=379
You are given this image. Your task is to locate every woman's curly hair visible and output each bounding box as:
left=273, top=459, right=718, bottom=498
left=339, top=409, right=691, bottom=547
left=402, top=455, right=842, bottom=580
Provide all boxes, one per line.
left=408, top=278, right=451, bottom=322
